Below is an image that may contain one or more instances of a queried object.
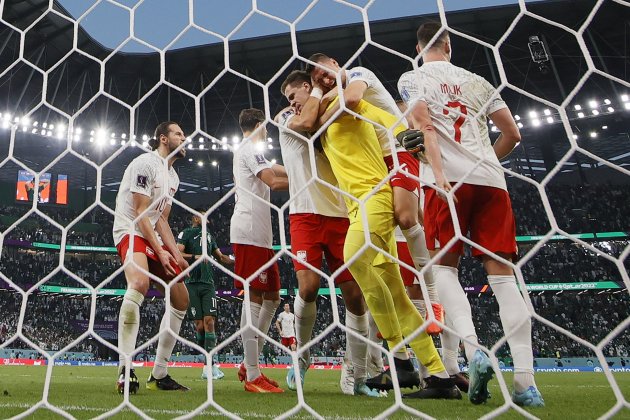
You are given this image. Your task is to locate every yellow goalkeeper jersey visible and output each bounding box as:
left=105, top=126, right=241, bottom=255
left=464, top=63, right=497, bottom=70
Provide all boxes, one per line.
left=322, top=99, right=406, bottom=237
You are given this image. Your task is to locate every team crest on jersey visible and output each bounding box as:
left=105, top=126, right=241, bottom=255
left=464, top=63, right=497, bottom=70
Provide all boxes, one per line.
left=297, top=250, right=307, bottom=261
left=259, top=271, right=268, bottom=284
left=349, top=71, right=362, bottom=79
left=400, top=87, right=410, bottom=102
left=136, top=175, right=147, bottom=188
left=255, top=154, right=265, bottom=164
left=281, top=110, right=293, bottom=123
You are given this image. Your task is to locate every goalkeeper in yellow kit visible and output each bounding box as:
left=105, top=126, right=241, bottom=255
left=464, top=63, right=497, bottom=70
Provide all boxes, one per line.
left=316, top=89, right=461, bottom=399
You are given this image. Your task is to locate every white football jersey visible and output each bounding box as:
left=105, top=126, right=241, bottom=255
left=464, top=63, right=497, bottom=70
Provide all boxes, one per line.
left=230, top=139, right=274, bottom=248
left=112, top=152, right=179, bottom=245
left=277, top=311, right=296, bottom=338
left=346, top=66, right=407, bottom=157
left=398, top=61, right=508, bottom=190
left=277, top=108, right=347, bottom=218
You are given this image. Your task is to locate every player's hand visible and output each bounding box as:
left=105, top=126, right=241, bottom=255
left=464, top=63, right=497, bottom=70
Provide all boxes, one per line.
left=397, top=129, right=426, bottom=161
left=435, top=177, right=458, bottom=204
left=157, top=249, right=178, bottom=278
left=176, top=254, right=189, bottom=272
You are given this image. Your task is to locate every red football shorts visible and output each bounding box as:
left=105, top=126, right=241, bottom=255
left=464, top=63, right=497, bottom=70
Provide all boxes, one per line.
left=396, top=241, right=419, bottom=287
left=384, top=151, right=420, bottom=196
left=116, top=234, right=182, bottom=281
left=423, top=184, right=517, bottom=259
left=281, top=337, right=297, bottom=347
left=232, top=243, right=281, bottom=292
left=289, top=213, right=354, bottom=284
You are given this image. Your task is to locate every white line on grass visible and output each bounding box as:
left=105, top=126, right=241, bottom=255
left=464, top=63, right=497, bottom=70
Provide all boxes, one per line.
left=0, top=403, right=361, bottom=419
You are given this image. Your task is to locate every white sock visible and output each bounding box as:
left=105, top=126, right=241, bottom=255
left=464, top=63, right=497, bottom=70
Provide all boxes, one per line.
left=294, top=295, right=316, bottom=364
left=411, top=299, right=426, bottom=318
left=402, top=224, right=438, bottom=303
left=241, top=301, right=262, bottom=382
left=434, top=265, right=479, bottom=362
left=366, top=311, right=384, bottom=370
left=152, top=306, right=186, bottom=379
left=257, top=299, right=280, bottom=355
left=488, top=275, right=535, bottom=392
left=346, top=310, right=368, bottom=382
left=441, top=316, right=461, bottom=375
left=118, top=289, right=144, bottom=372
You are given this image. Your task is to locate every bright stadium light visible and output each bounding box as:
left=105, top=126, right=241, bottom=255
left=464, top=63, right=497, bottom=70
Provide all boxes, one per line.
left=574, top=104, right=582, bottom=110
left=577, top=112, right=585, bottom=118
left=271, top=159, right=277, bottom=164
left=187, top=144, right=193, bottom=149
left=589, top=100, right=598, bottom=108
left=142, top=134, right=148, bottom=141
left=517, top=122, right=523, bottom=128
left=543, top=109, right=551, bottom=116
left=212, top=161, right=218, bottom=166
left=624, top=102, right=630, bottom=110
left=222, top=136, right=228, bottom=143
left=607, top=107, right=614, bottom=113
left=231, top=136, right=238, bottom=144
left=121, top=133, right=127, bottom=139
left=256, top=142, right=265, bottom=151
left=121, top=140, right=126, bottom=146
left=222, top=144, right=228, bottom=150
left=546, top=116, right=553, bottom=124
left=199, top=144, right=205, bottom=150
left=573, top=134, right=578, bottom=140
left=142, top=141, right=148, bottom=147
left=528, top=111, right=537, bottom=118
left=268, top=144, right=273, bottom=149
left=212, top=144, right=217, bottom=150
left=197, top=160, right=204, bottom=167
left=532, top=119, right=541, bottom=127
left=267, top=137, right=273, bottom=143
left=602, top=125, right=608, bottom=129
left=621, top=94, right=629, bottom=102
left=109, top=139, right=116, bottom=145
left=199, top=137, right=205, bottom=143
left=188, top=158, right=193, bottom=162
left=514, top=114, right=520, bottom=120
left=590, top=131, right=597, bottom=138
left=604, top=99, right=611, bottom=105
left=592, top=109, right=599, bottom=116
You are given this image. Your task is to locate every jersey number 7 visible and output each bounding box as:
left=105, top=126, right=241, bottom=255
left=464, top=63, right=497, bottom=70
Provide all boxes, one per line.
left=443, top=101, right=468, bottom=143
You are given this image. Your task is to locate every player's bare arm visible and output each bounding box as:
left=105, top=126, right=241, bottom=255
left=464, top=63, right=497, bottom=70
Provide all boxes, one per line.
left=489, top=107, right=521, bottom=160
left=409, top=100, right=453, bottom=199
left=132, top=192, right=178, bottom=277
left=156, top=204, right=190, bottom=275
left=272, top=163, right=288, bottom=178
left=342, top=79, right=368, bottom=110
left=212, top=248, right=235, bottom=266
left=257, top=167, right=289, bottom=191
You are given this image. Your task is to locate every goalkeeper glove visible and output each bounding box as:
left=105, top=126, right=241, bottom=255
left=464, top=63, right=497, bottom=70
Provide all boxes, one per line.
left=396, top=129, right=426, bottom=161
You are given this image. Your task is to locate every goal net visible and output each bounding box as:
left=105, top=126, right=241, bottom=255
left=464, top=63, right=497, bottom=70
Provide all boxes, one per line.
left=0, top=0, right=628, bottom=418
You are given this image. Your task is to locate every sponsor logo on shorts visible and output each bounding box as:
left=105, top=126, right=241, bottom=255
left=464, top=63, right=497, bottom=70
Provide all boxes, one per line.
left=146, top=247, right=155, bottom=256
left=260, top=271, right=268, bottom=284
left=297, top=250, right=307, bottom=261
left=136, top=175, right=147, bottom=188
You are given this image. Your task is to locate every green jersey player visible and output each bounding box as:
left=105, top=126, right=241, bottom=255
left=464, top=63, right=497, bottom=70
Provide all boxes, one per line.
left=177, top=211, right=233, bottom=380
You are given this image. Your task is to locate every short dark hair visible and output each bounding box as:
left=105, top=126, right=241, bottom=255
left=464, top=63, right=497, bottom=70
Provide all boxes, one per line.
left=416, top=21, right=448, bottom=48
left=281, top=70, right=311, bottom=95
left=151, top=121, right=178, bottom=150
left=305, top=53, right=331, bottom=75
left=238, top=108, right=265, bottom=133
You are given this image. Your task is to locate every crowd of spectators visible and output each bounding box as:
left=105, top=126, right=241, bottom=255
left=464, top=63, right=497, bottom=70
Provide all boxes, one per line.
left=1, top=183, right=629, bottom=361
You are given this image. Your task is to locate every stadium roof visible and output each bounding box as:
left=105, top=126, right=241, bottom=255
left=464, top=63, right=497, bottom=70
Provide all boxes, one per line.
left=0, top=0, right=628, bottom=201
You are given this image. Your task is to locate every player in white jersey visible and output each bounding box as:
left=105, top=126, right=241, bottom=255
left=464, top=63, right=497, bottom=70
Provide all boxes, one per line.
left=232, top=108, right=289, bottom=394
left=113, top=121, right=190, bottom=393
left=277, top=70, right=379, bottom=397
left=397, top=22, right=544, bottom=407
left=307, top=53, right=444, bottom=338
left=275, top=303, right=297, bottom=351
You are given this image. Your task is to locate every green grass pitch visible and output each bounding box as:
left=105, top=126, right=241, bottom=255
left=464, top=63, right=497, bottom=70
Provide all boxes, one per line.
left=0, top=366, right=629, bottom=419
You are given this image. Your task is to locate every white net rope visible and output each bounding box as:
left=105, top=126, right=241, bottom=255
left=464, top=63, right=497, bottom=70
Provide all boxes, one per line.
left=0, top=0, right=628, bottom=418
